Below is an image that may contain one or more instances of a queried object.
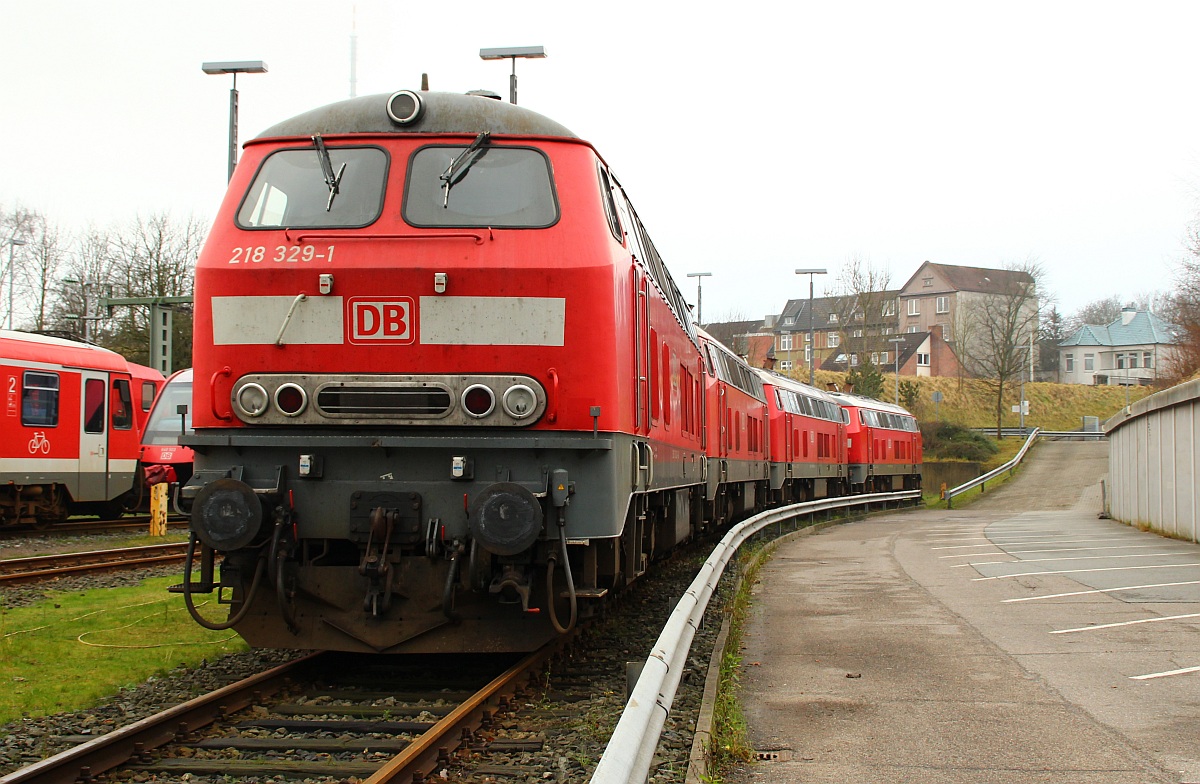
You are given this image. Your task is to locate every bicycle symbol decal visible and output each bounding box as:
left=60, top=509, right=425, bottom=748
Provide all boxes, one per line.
left=27, top=431, right=50, bottom=455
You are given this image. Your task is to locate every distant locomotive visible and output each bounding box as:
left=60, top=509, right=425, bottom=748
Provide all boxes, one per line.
left=139, top=368, right=194, bottom=487
left=0, top=330, right=163, bottom=525
left=178, top=89, right=921, bottom=653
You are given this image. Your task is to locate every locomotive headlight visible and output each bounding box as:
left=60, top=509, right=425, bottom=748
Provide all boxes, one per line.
left=502, top=384, right=537, bottom=419
left=461, top=384, right=496, bottom=418
left=236, top=383, right=270, bottom=417
left=386, top=90, right=424, bottom=125
left=274, top=383, right=308, bottom=417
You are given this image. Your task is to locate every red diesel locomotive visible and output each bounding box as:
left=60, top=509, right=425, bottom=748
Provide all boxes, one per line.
left=0, top=330, right=164, bottom=525
left=754, top=368, right=848, bottom=502
left=178, top=88, right=921, bottom=654
left=830, top=391, right=922, bottom=492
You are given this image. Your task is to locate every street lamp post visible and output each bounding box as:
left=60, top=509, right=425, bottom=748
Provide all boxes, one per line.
left=686, top=272, right=712, bottom=325
left=6, top=238, right=26, bottom=330
left=202, top=60, right=268, bottom=182
left=889, top=336, right=905, bottom=405
left=479, top=46, right=546, bottom=105
left=795, top=268, right=827, bottom=385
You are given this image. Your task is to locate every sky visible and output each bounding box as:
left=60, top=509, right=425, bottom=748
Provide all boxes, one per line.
left=3, top=1, right=1199, bottom=324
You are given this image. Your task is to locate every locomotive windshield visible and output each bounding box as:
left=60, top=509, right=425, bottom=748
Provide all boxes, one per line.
left=237, top=146, right=388, bottom=229
left=404, top=145, right=558, bottom=228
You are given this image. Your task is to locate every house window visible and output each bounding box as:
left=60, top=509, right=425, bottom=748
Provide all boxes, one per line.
left=882, top=326, right=893, bottom=335
left=805, top=333, right=811, bottom=342
left=805, top=346, right=811, bottom=362
left=916, top=353, right=930, bottom=366
left=1128, top=353, right=1139, bottom=369
left=1143, top=351, right=1153, bottom=368
left=936, top=296, right=949, bottom=314
left=881, top=351, right=889, bottom=364
left=828, top=313, right=839, bottom=324
left=907, top=326, right=918, bottom=333
left=783, top=316, right=795, bottom=326
left=1065, top=353, right=1074, bottom=372
left=827, top=333, right=840, bottom=348
left=852, top=328, right=864, bottom=338
left=939, top=322, right=952, bottom=340
left=871, top=353, right=879, bottom=364
left=1084, top=353, right=1094, bottom=371
left=907, top=299, right=920, bottom=316
left=779, top=360, right=793, bottom=371
left=853, top=309, right=864, bottom=322
left=922, top=277, right=933, bottom=287
left=849, top=353, right=859, bottom=366
left=779, top=334, right=793, bottom=351
left=882, top=300, right=896, bottom=317
left=1116, top=353, right=1126, bottom=370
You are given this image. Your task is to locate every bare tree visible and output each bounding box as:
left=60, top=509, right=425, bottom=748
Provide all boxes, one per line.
left=956, top=260, right=1042, bottom=435
left=0, top=205, right=42, bottom=329
left=830, top=256, right=894, bottom=366
left=1162, top=222, right=1200, bottom=381
left=102, top=213, right=204, bottom=367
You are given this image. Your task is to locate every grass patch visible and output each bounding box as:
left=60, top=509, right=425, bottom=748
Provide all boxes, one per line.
left=0, top=576, right=247, bottom=723
left=707, top=542, right=770, bottom=778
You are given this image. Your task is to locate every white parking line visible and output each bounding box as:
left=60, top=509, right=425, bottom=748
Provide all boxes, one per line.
left=1051, top=613, right=1200, bottom=634
left=972, top=563, right=1200, bottom=581
left=1001, top=580, right=1200, bottom=603
left=1131, top=665, right=1200, bottom=680
left=939, top=544, right=1170, bottom=559
left=932, top=536, right=1134, bottom=551
left=953, top=552, right=1193, bottom=568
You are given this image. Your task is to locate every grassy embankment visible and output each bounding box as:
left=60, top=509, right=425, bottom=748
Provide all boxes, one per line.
left=0, top=572, right=247, bottom=725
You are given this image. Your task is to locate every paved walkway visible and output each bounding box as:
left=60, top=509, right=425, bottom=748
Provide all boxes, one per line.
left=731, top=441, right=1200, bottom=783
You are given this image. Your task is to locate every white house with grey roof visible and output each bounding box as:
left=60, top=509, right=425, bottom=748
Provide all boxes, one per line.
left=1058, top=308, right=1179, bottom=386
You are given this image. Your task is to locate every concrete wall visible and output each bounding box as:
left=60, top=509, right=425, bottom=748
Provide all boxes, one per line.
left=1105, top=378, right=1200, bottom=541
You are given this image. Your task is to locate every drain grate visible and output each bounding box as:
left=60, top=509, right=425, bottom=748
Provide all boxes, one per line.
left=753, top=749, right=793, bottom=762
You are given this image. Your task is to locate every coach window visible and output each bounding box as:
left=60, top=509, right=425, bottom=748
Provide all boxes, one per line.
left=405, top=145, right=557, bottom=228
left=111, top=379, right=133, bottom=430
left=84, top=378, right=106, bottom=434
left=238, top=146, right=388, bottom=229
left=21, top=372, right=59, bottom=427
left=141, top=381, right=157, bottom=412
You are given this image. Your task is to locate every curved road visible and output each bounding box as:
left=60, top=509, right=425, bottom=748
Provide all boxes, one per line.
left=733, top=439, right=1200, bottom=783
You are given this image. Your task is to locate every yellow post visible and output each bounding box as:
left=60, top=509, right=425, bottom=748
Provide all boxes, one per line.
left=150, top=482, right=169, bottom=536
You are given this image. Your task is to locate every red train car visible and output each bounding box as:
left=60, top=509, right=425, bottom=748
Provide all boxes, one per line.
left=697, top=330, right=768, bottom=522
left=180, top=90, right=714, bottom=653
left=0, top=330, right=164, bottom=525
left=140, top=368, right=193, bottom=487
left=754, top=368, right=847, bottom=502
left=830, top=392, right=922, bottom=492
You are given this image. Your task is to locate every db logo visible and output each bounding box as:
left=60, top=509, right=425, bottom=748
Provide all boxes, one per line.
left=348, top=298, right=416, bottom=344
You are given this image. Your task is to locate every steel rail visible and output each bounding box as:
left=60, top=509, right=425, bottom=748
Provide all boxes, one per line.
left=589, top=489, right=921, bottom=784
left=362, top=640, right=564, bottom=783
left=0, top=543, right=190, bottom=583
left=0, top=653, right=323, bottom=784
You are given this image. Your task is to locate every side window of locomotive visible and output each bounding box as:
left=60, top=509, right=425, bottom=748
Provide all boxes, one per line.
left=404, top=146, right=558, bottom=228
left=597, top=164, right=622, bottom=241
left=237, top=146, right=388, bottom=229
left=111, top=379, right=133, bottom=430
left=84, top=378, right=106, bottom=434
left=21, top=372, right=59, bottom=427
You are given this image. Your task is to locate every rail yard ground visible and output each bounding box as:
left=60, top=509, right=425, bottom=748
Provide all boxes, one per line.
left=730, top=440, right=1200, bottom=784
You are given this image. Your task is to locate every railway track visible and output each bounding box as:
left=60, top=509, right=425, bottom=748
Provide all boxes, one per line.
left=0, top=516, right=187, bottom=538
left=0, top=645, right=563, bottom=784
left=0, top=542, right=190, bottom=584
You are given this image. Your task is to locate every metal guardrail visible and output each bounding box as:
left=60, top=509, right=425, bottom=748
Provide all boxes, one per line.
left=943, top=428, right=1041, bottom=507
left=944, top=427, right=1108, bottom=508
left=589, top=489, right=921, bottom=784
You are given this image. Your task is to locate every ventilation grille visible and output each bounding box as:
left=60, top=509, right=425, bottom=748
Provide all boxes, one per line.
left=316, top=385, right=453, bottom=417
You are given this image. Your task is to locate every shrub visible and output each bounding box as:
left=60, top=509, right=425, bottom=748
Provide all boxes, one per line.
left=921, top=422, right=999, bottom=462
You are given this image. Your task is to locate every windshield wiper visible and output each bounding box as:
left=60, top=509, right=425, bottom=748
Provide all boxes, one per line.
left=312, top=134, right=346, bottom=212
left=439, top=132, right=491, bottom=208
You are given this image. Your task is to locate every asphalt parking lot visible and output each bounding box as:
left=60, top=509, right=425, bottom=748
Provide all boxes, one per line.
left=733, top=440, right=1200, bottom=784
